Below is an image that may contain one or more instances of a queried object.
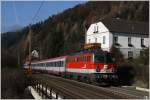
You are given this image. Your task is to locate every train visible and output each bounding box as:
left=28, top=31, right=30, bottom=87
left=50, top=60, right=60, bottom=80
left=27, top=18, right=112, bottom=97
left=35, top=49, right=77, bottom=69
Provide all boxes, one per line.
left=23, top=49, right=118, bottom=85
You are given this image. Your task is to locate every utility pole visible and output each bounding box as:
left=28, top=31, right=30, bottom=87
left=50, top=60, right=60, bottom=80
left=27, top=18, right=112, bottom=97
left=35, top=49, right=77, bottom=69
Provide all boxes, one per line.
left=17, top=43, right=20, bottom=68
left=39, top=41, right=42, bottom=60
left=28, top=26, right=32, bottom=76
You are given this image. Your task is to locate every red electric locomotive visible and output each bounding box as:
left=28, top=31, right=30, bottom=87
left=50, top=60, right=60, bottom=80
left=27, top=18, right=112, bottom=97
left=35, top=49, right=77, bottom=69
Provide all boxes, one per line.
left=66, top=50, right=118, bottom=84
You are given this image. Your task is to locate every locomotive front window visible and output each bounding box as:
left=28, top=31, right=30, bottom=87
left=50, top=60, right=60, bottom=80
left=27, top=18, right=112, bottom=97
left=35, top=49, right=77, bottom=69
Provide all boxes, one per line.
left=94, top=55, right=105, bottom=63
left=94, top=53, right=114, bottom=63
left=106, top=53, right=114, bottom=63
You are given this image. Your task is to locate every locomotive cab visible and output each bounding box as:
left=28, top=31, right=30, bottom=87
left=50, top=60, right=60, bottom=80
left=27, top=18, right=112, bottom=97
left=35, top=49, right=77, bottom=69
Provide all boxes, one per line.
left=93, top=52, right=118, bottom=84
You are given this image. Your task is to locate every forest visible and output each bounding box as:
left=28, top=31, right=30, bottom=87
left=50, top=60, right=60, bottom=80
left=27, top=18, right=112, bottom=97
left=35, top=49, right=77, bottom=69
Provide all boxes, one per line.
left=2, top=1, right=148, bottom=68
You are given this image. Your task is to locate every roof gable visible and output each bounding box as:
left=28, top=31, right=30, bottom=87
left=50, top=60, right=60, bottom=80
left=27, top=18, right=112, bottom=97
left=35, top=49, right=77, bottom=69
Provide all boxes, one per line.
left=86, top=22, right=109, bottom=35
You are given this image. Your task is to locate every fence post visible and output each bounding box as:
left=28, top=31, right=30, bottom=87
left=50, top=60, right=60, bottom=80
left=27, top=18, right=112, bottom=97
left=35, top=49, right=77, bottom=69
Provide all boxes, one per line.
left=50, top=88, right=52, bottom=99
left=38, top=82, right=40, bottom=94
left=56, top=92, right=58, bottom=99
left=36, top=81, right=37, bottom=91
left=45, top=84, right=47, bottom=98
left=41, top=84, right=43, bottom=97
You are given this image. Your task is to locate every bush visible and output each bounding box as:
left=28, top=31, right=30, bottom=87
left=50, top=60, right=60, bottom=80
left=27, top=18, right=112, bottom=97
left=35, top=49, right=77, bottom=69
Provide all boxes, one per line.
left=110, top=46, right=124, bottom=65
left=1, top=68, right=29, bottom=99
left=117, top=63, right=135, bottom=86
left=118, top=48, right=149, bottom=88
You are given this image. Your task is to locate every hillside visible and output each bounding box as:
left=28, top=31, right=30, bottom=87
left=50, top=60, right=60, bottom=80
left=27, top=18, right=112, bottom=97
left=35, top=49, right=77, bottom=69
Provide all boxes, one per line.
left=1, top=1, right=149, bottom=68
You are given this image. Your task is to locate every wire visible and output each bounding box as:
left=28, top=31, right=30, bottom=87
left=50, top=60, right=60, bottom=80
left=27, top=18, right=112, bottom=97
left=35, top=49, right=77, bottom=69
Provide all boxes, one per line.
left=31, top=1, right=44, bottom=24
left=13, top=1, right=20, bottom=25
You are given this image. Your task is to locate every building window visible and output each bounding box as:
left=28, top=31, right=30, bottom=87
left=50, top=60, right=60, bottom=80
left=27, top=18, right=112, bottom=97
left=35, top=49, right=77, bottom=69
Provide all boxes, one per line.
left=103, top=36, right=105, bottom=44
left=94, top=26, right=96, bottom=33
left=141, top=38, right=145, bottom=47
left=94, top=25, right=98, bottom=33
left=113, top=36, right=120, bottom=46
left=95, top=38, right=97, bottom=43
left=114, top=36, right=118, bottom=44
left=140, top=50, right=144, bottom=56
left=128, top=37, right=133, bottom=47
left=97, top=26, right=98, bottom=32
left=128, top=51, right=133, bottom=59
left=88, top=39, right=90, bottom=43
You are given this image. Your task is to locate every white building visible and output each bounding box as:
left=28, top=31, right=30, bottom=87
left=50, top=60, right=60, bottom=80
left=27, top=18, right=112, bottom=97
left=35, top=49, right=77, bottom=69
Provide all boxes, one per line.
left=86, top=18, right=149, bottom=59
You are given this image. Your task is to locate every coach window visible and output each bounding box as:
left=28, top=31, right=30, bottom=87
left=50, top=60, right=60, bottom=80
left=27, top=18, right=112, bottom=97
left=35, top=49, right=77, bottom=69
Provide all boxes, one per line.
left=55, top=61, right=58, bottom=67
left=58, top=61, right=59, bottom=67
left=58, top=61, right=60, bottom=67
left=62, top=61, right=64, bottom=67
left=53, top=62, right=54, bottom=67
left=59, top=61, right=60, bottom=67
left=59, top=61, right=61, bottom=67
left=51, top=62, right=53, bottom=66
left=60, top=61, right=62, bottom=67
left=57, top=61, right=59, bottom=67
left=54, top=62, right=56, bottom=67
left=55, top=62, right=56, bottom=67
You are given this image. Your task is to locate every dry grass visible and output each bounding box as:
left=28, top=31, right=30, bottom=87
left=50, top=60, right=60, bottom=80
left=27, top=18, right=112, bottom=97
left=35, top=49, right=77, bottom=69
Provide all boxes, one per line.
left=1, top=68, right=33, bottom=99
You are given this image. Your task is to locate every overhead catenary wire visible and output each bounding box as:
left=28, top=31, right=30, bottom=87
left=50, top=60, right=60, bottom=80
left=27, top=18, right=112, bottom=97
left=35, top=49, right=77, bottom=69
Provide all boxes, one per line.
left=30, top=1, right=45, bottom=25
left=13, top=1, right=20, bottom=25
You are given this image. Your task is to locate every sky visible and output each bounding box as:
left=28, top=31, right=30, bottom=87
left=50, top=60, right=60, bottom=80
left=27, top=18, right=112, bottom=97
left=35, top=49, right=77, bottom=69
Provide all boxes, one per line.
left=1, top=1, right=86, bottom=33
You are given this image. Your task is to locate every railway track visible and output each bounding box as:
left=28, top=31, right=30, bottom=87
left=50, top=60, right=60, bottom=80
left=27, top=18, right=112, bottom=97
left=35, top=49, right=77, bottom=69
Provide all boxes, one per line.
left=31, top=74, right=149, bottom=99
left=108, top=86, right=149, bottom=99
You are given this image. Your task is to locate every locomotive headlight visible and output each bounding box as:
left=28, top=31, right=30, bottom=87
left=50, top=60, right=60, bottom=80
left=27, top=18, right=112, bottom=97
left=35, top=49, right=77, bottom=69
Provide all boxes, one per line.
left=103, top=75, right=108, bottom=79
